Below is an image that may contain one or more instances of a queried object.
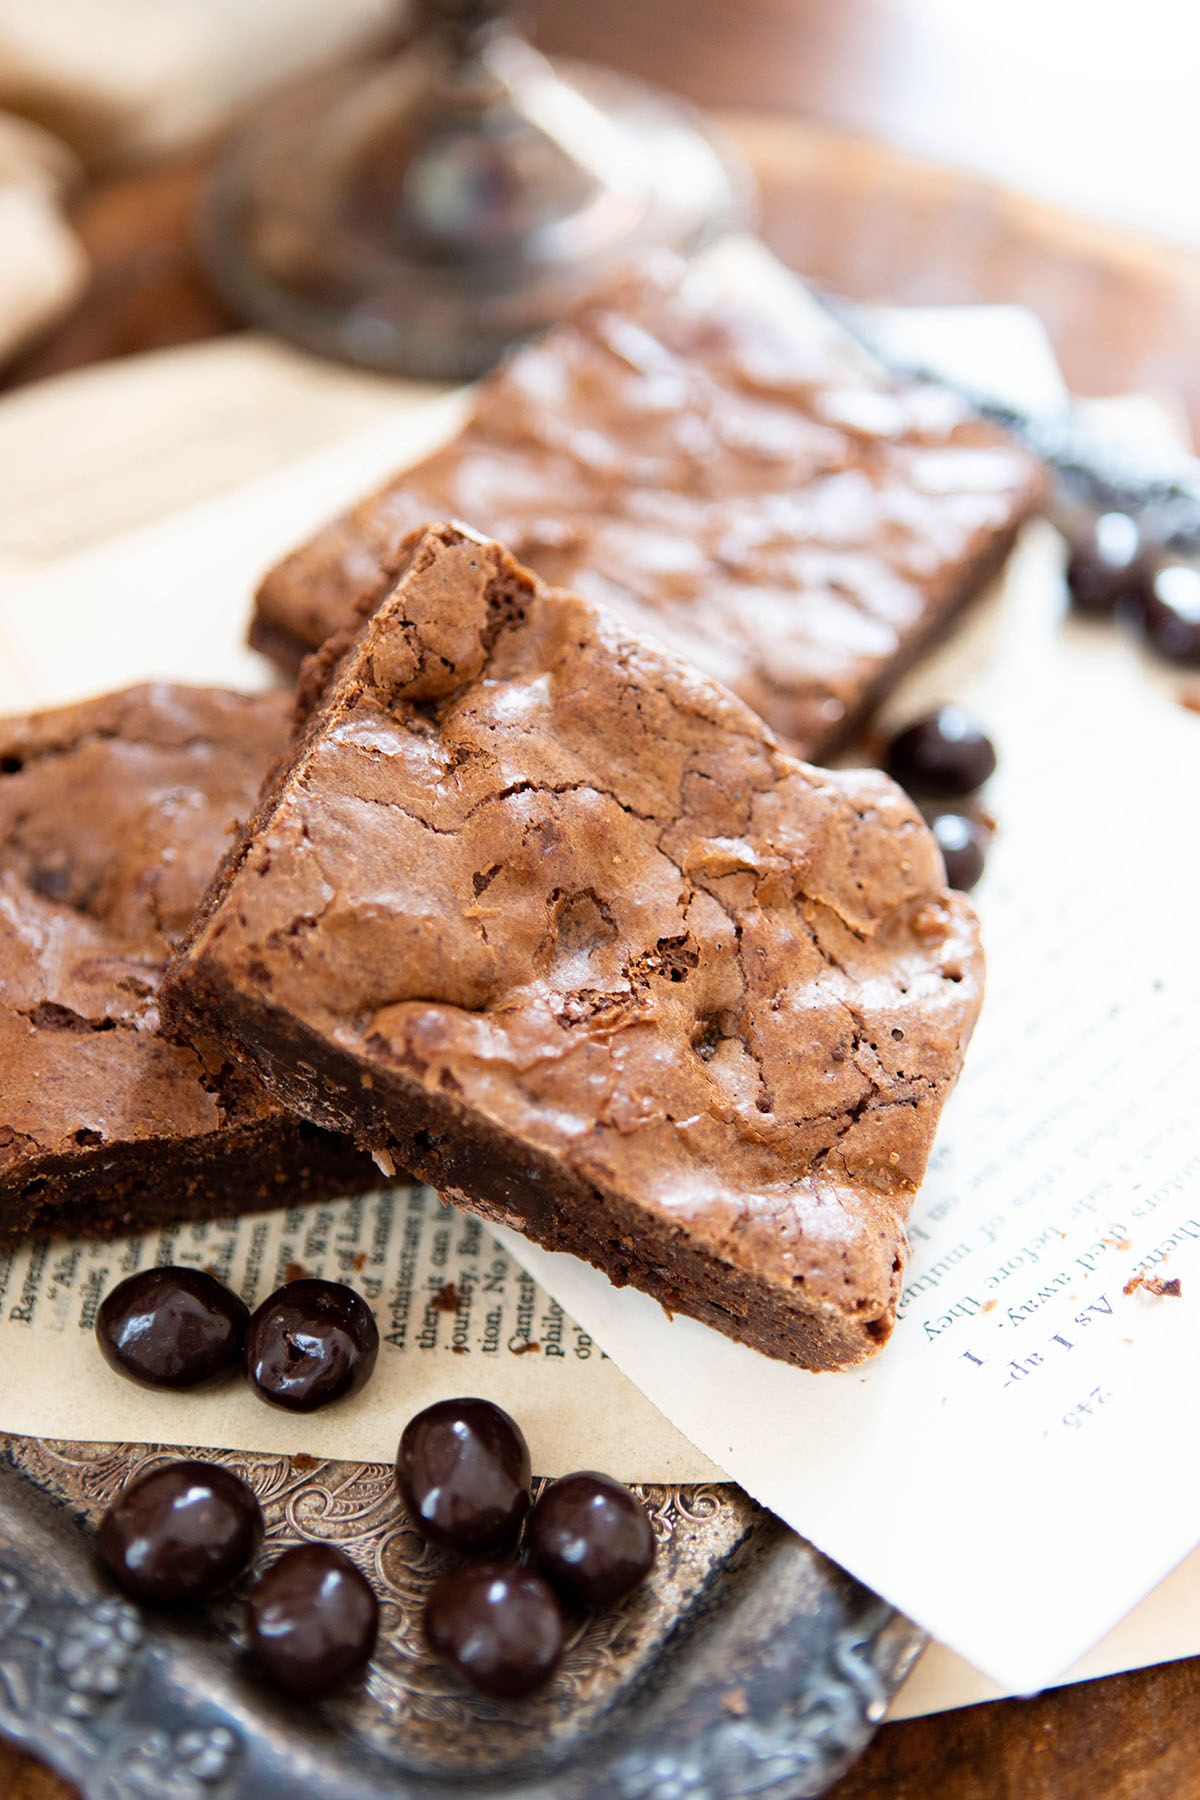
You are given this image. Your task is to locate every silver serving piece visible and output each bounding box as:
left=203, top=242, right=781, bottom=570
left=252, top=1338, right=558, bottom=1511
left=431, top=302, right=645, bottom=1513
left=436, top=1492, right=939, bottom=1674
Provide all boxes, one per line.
left=819, top=287, right=1200, bottom=555
left=0, top=1435, right=923, bottom=1799
left=205, top=0, right=750, bottom=378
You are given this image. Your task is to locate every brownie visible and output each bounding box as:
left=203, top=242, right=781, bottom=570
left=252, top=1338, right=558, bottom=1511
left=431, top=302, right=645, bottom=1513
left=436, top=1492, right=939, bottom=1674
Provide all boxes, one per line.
left=165, top=526, right=985, bottom=1370
left=252, top=258, right=1041, bottom=758
left=0, top=683, right=375, bottom=1244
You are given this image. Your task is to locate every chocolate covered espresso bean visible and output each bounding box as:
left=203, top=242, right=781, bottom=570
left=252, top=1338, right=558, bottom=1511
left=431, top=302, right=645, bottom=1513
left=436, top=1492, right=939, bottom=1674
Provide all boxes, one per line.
left=244, top=1279, right=378, bottom=1412
left=96, top=1266, right=248, bottom=1390
left=397, top=1398, right=531, bottom=1553
left=98, top=1461, right=263, bottom=1602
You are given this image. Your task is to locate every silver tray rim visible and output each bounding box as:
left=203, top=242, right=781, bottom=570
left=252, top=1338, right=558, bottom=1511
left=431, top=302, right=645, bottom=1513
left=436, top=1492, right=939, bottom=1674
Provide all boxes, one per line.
left=0, top=1438, right=924, bottom=1800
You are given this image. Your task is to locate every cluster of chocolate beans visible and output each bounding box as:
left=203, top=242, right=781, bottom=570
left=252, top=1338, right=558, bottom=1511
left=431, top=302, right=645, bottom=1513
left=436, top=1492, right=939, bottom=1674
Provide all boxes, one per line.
left=95, top=1264, right=379, bottom=1411
left=96, top=1460, right=379, bottom=1699
left=397, top=1398, right=655, bottom=1699
left=1066, top=512, right=1200, bottom=665
left=882, top=704, right=997, bottom=892
left=93, top=1264, right=385, bottom=1697
left=93, top=1270, right=654, bottom=1705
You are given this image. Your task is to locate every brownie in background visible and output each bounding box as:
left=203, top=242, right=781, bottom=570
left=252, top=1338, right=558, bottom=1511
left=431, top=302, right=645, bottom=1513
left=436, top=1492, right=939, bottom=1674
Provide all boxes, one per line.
left=253, top=258, right=1041, bottom=758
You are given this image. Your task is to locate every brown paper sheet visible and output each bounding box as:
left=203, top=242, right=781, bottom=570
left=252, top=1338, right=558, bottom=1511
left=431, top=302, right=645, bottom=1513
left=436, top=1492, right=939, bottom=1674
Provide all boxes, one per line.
left=0, top=1184, right=719, bottom=1478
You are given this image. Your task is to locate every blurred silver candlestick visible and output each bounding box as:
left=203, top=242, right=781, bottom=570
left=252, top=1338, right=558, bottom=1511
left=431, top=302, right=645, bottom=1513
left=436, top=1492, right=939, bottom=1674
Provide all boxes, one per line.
left=204, top=0, right=750, bottom=377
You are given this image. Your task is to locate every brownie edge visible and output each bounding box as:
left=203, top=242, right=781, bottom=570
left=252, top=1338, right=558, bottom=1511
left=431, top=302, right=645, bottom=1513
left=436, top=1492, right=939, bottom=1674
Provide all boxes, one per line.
left=0, top=682, right=376, bottom=1245
left=165, top=526, right=986, bottom=1370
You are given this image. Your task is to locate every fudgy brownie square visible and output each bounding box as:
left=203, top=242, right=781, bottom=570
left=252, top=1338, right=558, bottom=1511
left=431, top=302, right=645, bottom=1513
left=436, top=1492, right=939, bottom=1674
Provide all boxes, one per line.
left=165, top=526, right=985, bottom=1369
left=0, top=682, right=375, bottom=1243
left=253, top=258, right=1041, bottom=758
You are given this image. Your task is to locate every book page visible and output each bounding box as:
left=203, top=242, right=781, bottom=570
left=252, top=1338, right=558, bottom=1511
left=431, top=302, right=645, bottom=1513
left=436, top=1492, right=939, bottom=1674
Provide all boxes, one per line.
left=501, top=523, right=1200, bottom=1693
left=0, top=1183, right=719, bottom=1480
left=890, top=1537, right=1200, bottom=1717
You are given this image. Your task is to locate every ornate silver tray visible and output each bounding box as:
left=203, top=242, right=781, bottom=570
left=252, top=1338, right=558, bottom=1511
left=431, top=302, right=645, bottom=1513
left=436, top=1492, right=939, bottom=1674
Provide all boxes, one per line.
left=0, top=1436, right=924, bottom=1800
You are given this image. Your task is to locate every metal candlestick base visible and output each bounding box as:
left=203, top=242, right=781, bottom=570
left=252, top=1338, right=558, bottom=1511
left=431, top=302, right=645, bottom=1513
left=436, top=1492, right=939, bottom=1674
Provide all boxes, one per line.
left=203, top=7, right=751, bottom=379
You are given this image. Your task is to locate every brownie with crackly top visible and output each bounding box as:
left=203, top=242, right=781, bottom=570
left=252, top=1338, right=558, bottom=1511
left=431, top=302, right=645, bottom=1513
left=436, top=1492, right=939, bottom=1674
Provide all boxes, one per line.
left=165, top=526, right=984, bottom=1369
left=253, top=258, right=1041, bottom=758
left=0, top=682, right=376, bottom=1244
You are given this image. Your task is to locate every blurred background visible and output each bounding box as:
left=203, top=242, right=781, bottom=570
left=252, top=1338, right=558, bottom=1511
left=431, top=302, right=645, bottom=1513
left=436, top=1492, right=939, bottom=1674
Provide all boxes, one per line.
left=1, top=0, right=1198, bottom=412
left=2, top=0, right=1195, bottom=231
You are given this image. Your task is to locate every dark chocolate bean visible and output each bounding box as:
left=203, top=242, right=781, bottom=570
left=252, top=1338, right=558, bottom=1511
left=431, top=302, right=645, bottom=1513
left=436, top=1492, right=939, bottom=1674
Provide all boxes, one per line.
left=1065, top=512, right=1149, bottom=618
left=885, top=706, right=997, bottom=800
left=526, top=1471, right=655, bottom=1610
left=244, top=1279, right=379, bottom=1412
left=424, top=1564, right=563, bottom=1699
left=97, top=1460, right=263, bottom=1602
left=929, top=811, right=988, bottom=892
left=396, top=1397, right=531, bottom=1553
left=247, top=1544, right=379, bottom=1699
left=1142, top=564, right=1200, bottom=666
left=96, top=1266, right=248, bottom=1390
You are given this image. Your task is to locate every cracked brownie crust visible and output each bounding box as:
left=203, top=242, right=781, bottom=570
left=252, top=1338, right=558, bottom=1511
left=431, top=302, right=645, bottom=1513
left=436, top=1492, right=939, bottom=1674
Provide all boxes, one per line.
left=166, top=527, right=985, bottom=1369
left=253, top=258, right=1041, bottom=758
left=0, top=683, right=375, bottom=1243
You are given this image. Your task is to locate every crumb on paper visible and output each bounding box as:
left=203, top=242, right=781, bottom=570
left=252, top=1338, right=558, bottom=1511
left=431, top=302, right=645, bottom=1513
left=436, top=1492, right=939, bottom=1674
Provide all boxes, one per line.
left=432, top=1282, right=459, bottom=1313
left=291, top=1452, right=318, bottom=1472
left=982, top=1298, right=998, bottom=1314
left=352, top=1251, right=368, bottom=1273
left=722, top=1687, right=749, bottom=1716
left=285, top=1261, right=308, bottom=1284
left=451, top=1343, right=470, bottom=1354
left=1123, top=1273, right=1182, bottom=1298
left=510, top=1340, right=540, bottom=1355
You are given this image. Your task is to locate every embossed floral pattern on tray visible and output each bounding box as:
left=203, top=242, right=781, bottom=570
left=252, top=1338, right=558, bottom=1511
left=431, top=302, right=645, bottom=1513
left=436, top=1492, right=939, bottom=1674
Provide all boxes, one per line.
left=0, top=1436, right=924, bottom=1799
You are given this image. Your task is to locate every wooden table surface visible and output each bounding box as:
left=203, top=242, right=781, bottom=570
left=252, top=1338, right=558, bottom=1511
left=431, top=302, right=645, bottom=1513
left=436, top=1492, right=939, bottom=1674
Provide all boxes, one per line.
left=6, top=3, right=1200, bottom=1795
